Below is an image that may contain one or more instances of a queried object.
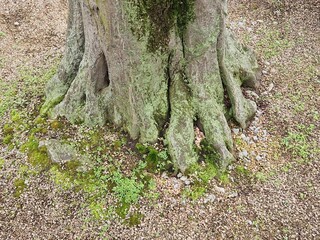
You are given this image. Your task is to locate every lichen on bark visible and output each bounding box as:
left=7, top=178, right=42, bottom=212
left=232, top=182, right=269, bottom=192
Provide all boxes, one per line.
left=42, top=0, right=260, bottom=172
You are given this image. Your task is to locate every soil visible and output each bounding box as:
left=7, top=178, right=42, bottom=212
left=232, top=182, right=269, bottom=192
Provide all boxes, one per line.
left=0, top=0, right=319, bottom=239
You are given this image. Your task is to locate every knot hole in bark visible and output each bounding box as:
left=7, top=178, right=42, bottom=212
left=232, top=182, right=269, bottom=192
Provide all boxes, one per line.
left=92, top=52, right=110, bottom=93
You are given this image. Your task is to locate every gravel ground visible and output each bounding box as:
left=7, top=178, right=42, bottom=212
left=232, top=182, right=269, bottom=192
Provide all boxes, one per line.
left=0, top=0, right=67, bottom=82
left=0, top=0, right=319, bottom=239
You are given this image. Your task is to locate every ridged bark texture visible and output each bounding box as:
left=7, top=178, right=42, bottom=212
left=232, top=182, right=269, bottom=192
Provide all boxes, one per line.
left=42, top=0, right=260, bottom=172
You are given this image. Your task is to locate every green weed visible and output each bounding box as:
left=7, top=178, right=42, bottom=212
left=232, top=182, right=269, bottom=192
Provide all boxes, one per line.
left=282, top=124, right=315, bottom=161
left=255, top=172, right=268, bottom=182
left=282, top=163, right=292, bottom=173
left=257, top=29, right=292, bottom=59
left=235, top=165, right=251, bottom=177
left=183, top=160, right=219, bottom=200
left=135, top=143, right=172, bottom=173
left=183, top=185, right=206, bottom=201
left=111, top=171, right=144, bottom=204
left=182, top=138, right=232, bottom=200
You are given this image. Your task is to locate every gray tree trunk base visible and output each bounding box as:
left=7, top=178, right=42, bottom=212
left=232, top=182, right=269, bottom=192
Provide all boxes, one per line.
left=41, top=0, right=260, bottom=172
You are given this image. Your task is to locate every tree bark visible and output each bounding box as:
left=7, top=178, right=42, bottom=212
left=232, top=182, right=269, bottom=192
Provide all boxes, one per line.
left=41, top=0, right=260, bottom=172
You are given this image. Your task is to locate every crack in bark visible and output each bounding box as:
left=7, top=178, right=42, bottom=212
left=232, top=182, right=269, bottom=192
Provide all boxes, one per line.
left=166, top=52, right=174, bottom=125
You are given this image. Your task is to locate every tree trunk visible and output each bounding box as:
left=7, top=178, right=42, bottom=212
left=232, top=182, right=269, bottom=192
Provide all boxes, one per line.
left=41, top=0, right=260, bottom=172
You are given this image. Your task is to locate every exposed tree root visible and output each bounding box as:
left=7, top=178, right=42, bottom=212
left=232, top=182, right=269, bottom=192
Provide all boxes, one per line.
left=41, top=0, right=84, bottom=115
left=166, top=74, right=197, bottom=172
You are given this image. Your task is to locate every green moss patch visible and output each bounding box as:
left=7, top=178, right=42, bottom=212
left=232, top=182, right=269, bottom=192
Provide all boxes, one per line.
left=20, top=136, right=52, bottom=172
left=125, top=212, right=145, bottom=226
left=13, top=178, right=27, bottom=198
left=0, top=158, right=4, bottom=170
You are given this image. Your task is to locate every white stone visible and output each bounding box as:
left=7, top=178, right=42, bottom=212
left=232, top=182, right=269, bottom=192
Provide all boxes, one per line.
left=214, top=186, right=226, bottom=193
left=241, top=150, right=249, bottom=157
left=262, top=130, right=268, bottom=136
left=256, top=110, right=263, bottom=116
left=39, top=139, right=77, bottom=163
left=180, top=176, right=188, bottom=182
left=161, top=172, right=168, bottom=179
left=241, top=134, right=250, bottom=143
left=232, top=128, right=240, bottom=134
left=228, top=192, right=238, bottom=198
left=204, top=194, right=216, bottom=203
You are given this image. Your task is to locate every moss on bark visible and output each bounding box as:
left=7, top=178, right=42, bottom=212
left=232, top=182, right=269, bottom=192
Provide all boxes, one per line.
left=125, top=0, right=195, bottom=52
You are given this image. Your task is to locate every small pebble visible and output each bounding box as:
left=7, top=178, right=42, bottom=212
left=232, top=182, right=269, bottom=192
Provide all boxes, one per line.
left=204, top=194, right=216, bottom=204
left=173, top=183, right=180, bottom=190
left=214, top=186, right=226, bottom=194
left=228, top=165, right=235, bottom=170
left=228, top=192, right=238, bottom=198
left=256, top=110, right=263, bottom=116
left=239, top=150, right=249, bottom=158
left=14, top=22, right=20, bottom=26
left=267, top=83, right=274, bottom=92
left=238, top=21, right=245, bottom=28
left=177, top=173, right=182, bottom=178
left=246, top=90, right=259, bottom=99
left=180, top=176, right=188, bottom=182
left=262, top=130, right=268, bottom=137
left=241, top=134, right=250, bottom=143
left=161, top=172, right=168, bottom=179
left=232, top=128, right=240, bottom=134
